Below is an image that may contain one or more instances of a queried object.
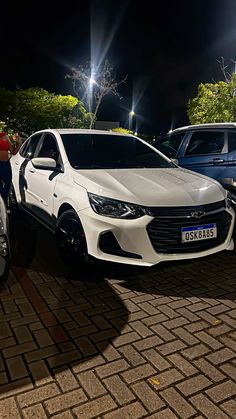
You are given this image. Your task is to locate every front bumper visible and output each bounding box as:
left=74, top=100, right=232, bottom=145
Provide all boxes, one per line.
left=77, top=205, right=235, bottom=267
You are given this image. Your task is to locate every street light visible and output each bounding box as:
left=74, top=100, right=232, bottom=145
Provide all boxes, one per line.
left=87, top=76, right=97, bottom=116
left=89, top=77, right=96, bottom=85
left=129, top=110, right=135, bottom=130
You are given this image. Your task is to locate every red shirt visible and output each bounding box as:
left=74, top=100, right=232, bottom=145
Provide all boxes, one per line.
left=0, top=138, right=10, bottom=151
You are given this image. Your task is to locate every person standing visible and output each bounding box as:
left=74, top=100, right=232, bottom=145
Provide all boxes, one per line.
left=0, top=132, right=22, bottom=205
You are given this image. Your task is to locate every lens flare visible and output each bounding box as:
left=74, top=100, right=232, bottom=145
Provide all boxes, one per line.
left=90, top=2, right=128, bottom=71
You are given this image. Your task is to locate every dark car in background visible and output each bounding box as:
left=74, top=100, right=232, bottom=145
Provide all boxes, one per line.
left=154, top=123, right=236, bottom=200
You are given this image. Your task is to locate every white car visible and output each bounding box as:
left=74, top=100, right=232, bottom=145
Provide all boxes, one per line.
left=10, top=129, right=235, bottom=267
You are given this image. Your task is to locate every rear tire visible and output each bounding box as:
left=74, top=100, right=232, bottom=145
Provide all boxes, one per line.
left=55, top=210, right=89, bottom=266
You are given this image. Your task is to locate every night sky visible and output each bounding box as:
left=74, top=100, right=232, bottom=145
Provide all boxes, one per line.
left=1, top=0, right=236, bottom=135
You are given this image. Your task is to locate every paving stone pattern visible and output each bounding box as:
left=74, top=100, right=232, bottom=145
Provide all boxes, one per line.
left=0, top=223, right=236, bottom=418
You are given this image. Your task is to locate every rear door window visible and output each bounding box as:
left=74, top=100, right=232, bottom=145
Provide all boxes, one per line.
left=184, top=131, right=225, bottom=156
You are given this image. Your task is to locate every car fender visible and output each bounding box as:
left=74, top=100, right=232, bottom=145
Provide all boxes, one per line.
left=54, top=182, right=90, bottom=219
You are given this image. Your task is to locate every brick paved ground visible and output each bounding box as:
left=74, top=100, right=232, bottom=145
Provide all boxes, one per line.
left=0, top=214, right=236, bottom=418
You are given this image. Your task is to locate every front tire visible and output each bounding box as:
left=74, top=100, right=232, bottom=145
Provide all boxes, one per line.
left=55, top=210, right=89, bottom=266
left=0, top=255, right=10, bottom=281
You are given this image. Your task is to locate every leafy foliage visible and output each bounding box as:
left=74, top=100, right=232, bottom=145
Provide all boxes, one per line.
left=0, top=87, right=91, bottom=138
left=0, top=121, right=6, bottom=131
left=188, top=73, right=236, bottom=124
left=111, top=127, right=133, bottom=134
left=111, top=128, right=154, bottom=144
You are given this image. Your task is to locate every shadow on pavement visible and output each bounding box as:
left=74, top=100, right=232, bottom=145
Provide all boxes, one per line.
left=0, top=211, right=132, bottom=396
left=0, top=209, right=235, bottom=398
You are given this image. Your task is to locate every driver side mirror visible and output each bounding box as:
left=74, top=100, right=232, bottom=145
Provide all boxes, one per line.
left=31, top=157, right=57, bottom=170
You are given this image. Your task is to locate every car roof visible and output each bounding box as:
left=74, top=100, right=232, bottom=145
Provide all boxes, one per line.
left=170, top=122, right=236, bottom=134
left=34, top=128, right=134, bottom=137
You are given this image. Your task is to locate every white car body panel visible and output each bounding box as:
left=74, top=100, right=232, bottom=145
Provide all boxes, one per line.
left=72, top=167, right=225, bottom=206
left=24, top=160, right=59, bottom=214
left=10, top=129, right=235, bottom=266
left=78, top=207, right=234, bottom=266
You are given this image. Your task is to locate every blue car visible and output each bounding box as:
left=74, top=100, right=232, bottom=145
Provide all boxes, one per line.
left=154, top=123, right=236, bottom=200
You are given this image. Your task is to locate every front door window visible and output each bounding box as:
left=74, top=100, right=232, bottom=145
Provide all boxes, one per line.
left=184, top=131, right=224, bottom=156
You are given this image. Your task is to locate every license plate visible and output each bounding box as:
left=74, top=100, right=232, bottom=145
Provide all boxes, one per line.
left=181, top=223, right=217, bottom=243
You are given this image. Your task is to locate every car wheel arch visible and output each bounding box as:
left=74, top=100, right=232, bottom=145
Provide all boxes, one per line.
left=57, top=203, right=77, bottom=220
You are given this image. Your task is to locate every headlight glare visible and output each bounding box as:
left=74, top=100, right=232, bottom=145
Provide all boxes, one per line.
left=88, top=193, right=145, bottom=219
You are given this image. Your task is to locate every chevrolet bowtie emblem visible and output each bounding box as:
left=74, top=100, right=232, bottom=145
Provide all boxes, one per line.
left=190, top=210, right=205, bottom=218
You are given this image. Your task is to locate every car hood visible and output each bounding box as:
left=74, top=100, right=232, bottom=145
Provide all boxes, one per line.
left=73, top=167, right=226, bottom=206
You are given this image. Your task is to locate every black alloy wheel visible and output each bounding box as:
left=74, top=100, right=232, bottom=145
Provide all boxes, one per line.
left=56, top=210, right=88, bottom=265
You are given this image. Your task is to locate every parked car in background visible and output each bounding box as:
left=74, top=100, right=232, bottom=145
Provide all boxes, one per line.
left=154, top=123, right=236, bottom=201
left=10, top=129, right=235, bottom=267
left=0, top=194, right=10, bottom=280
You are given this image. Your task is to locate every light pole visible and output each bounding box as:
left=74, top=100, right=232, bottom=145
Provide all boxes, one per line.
left=129, top=110, right=135, bottom=131
left=87, top=76, right=97, bottom=126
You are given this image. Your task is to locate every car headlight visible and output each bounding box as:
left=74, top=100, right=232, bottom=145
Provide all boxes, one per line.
left=88, top=193, right=146, bottom=219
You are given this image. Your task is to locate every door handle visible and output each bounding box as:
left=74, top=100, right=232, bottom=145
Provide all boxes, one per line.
left=212, top=158, right=225, bottom=164
left=29, top=168, right=35, bottom=173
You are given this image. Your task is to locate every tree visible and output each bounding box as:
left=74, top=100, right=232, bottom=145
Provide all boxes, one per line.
left=67, top=60, right=127, bottom=129
left=0, top=87, right=91, bottom=138
left=111, top=128, right=154, bottom=144
left=188, top=73, right=236, bottom=124
left=216, top=56, right=236, bottom=83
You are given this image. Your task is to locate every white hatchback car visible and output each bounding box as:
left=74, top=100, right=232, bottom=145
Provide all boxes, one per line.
left=10, top=129, right=235, bottom=267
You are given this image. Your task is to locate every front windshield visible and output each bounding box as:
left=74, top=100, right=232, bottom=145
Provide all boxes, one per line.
left=61, top=134, right=175, bottom=169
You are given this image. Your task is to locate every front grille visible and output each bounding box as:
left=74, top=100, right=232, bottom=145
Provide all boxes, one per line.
left=145, top=200, right=225, bottom=217
left=147, top=205, right=232, bottom=254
